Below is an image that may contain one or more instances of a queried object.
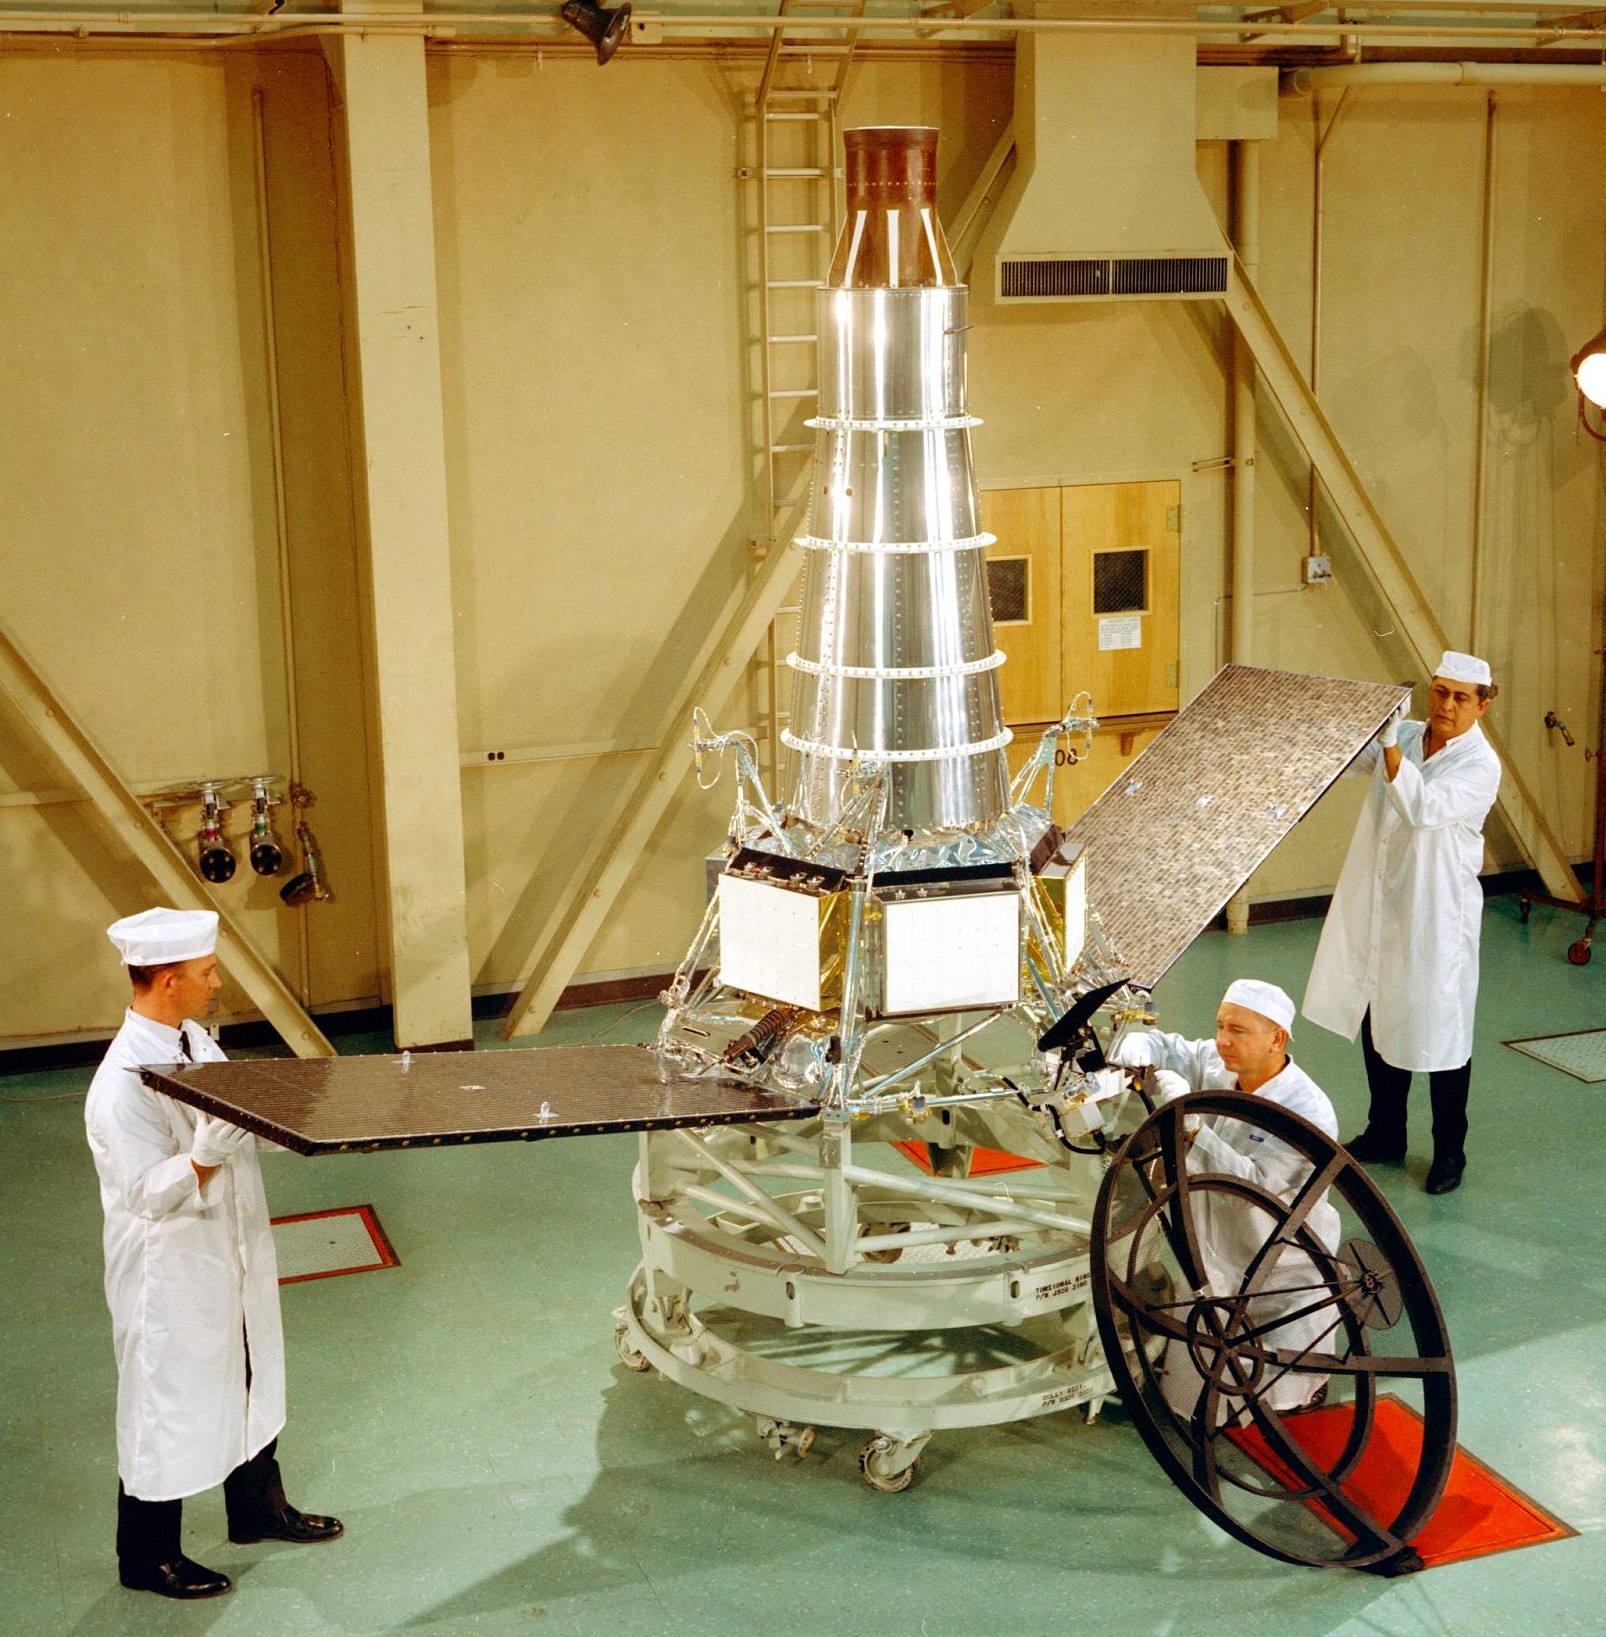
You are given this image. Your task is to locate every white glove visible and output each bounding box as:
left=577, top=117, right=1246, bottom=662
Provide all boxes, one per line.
left=1151, top=1068, right=1192, bottom=1106
left=1109, top=1030, right=1157, bottom=1067
left=1376, top=702, right=1406, bottom=749
left=191, top=1114, right=249, bottom=1168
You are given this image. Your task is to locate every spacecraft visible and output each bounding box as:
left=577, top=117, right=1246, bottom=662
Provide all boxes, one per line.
left=144, top=128, right=1454, bottom=1572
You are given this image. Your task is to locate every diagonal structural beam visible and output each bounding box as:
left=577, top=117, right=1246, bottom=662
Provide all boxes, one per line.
left=1221, top=260, right=1582, bottom=904
left=502, top=509, right=809, bottom=1038
left=0, top=619, right=335, bottom=1057
left=948, top=124, right=1016, bottom=284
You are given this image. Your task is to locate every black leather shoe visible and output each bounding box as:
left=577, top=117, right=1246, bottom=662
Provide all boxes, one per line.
left=229, top=1506, right=344, bottom=1545
left=119, top=1556, right=232, bottom=1599
left=1425, top=1154, right=1466, bottom=1195
left=1346, top=1128, right=1406, bottom=1165
left=1288, top=1382, right=1329, bottom=1414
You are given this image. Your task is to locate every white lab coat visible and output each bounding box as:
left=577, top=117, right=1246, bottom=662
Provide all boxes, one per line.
left=1117, top=1030, right=1341, bottom=1416
left=1303, top=720, right=1501, bottom=1072
left=85, top=1010, right=285, bottom=1501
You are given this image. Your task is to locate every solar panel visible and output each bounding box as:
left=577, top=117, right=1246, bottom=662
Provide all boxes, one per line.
left=142, top=1044, right=818, bottom=1156
left=1064, top=665, right=1409, bottom=989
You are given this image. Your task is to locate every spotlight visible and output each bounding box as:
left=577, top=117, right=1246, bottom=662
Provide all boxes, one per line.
left=279, top=870, right=315, bottom=908
left=279, top=818, right=333, bottom=907
left=560, top=0, right=631, bottom=65
left=248, top=778, right=284, bottom=877
left=197, top=786, right=236, bottom=885
left=1572, top=323, right=1606, bottom=411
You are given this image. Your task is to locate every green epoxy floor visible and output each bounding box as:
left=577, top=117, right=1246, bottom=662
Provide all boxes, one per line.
left=4, top=897, right=1603, bottom=1635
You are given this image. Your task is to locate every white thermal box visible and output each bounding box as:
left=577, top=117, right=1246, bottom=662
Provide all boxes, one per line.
left=1047, top=846, right=1088, bottom=970
left=717, top=873, right=831, bottom=1011
left=880, top=891, right=1022, bottom=1016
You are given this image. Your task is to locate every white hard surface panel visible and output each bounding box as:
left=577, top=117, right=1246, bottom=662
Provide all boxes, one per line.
left=272, top=1208, right=389, bottom=1282
left=718, top=874, right=824, bottom=1011
left=881, top=892, right=1021, bottom=1015
left=1062, top=854, right=1088, bottom=970
left=1506, top=1029, right=1606, bottom=1085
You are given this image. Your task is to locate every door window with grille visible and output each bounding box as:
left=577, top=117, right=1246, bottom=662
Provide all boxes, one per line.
left=1093, top=549, right=1148, bottom=614
left=986, top=557, right=1031, bottom=625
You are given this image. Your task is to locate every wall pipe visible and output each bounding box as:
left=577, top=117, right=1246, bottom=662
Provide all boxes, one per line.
left=1469, top=90, right=1497, bottom=654
left=1308, top=87, right=1351, bottom=565
left=251, top=85, right=316, bottom=1011
left=1226, top=138, right=1260, bottom=936
left=1290, top=63, right=1606, bottom=90
left=1, top=10, right=1604, bottom=47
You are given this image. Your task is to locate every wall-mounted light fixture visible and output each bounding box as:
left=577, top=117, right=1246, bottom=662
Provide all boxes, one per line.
left=196, top=784, right=237, bottom=884
left=560, top=0, right=631, bottom=65
left=1571, top=323, right=1606, bottom=442
left=279, top=784, right=334, bottom=907
left=248, top=777, right=285, bottom=877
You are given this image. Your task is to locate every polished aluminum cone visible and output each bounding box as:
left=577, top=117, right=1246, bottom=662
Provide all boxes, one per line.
left=783, top=129, right=1010, bottom=835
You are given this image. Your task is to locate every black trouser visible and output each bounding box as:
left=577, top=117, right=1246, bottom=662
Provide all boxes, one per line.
left=1360, top=1011, right=1472, bottom=1160
left=115, top=1484, right=181, bottom=1572
left=117, top=1439, right=280, bottom=1573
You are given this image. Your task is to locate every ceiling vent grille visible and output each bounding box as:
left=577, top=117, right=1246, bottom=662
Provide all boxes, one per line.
left=1112, top=256, right=1228, bottom=296
left=1000, top=259, right=1109, bottom=299
left=1000, top=255, right=1229, bottom=301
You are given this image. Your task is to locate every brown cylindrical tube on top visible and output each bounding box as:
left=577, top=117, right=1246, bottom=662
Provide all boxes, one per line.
left=827, top=126, right=957, bottom=289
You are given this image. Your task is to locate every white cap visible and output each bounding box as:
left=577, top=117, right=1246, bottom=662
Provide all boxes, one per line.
left=1435, top=650, right=1492, bottom=688
left=1222, top=978, right=1295, bottom=1035
left=107, top=908, right=219, bottom=966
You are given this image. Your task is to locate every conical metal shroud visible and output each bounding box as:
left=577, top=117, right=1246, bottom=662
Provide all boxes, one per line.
left=784, top=127, right=1010, bottom=835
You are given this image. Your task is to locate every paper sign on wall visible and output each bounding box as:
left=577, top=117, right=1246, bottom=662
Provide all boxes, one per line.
left=1098, top=615, right=1142, bottom=652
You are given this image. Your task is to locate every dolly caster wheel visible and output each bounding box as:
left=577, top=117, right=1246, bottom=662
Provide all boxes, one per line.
left=858, top=1432, right=927, bottom=1493
left=1568, top=938, right=1593, bottom=966
left=756, top=1418, right=816, bottom=1460
left=756, top=1414, right=815, bottom=1466
left=612, top=1313, right=652, bottom=1373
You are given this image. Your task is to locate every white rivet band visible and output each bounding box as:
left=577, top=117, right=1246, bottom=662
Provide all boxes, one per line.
left=787, top=651, right=1005, bottom=681
left=781, top=728, right=1013, bottom=763
left=805, top=414, right=982, bottom=432
left=794, top=532, right=996, bottom=556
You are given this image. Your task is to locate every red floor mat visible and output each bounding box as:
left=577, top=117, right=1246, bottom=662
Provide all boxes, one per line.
left=893, top=1139, right=1044, bottom=1177
left=1229, top=1393, right=1575, bottom=1567
left=270, top=1204, right=399, bottom=1284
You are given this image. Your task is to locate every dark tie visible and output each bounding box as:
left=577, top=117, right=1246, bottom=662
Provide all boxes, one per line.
left=177, top=1028, right=193, bottom=1062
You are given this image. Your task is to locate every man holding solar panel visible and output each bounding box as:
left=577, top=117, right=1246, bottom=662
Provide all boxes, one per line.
left=85, top=907, right=342, bottom=1601
left=1303, top=651, right=1503, bottom=1196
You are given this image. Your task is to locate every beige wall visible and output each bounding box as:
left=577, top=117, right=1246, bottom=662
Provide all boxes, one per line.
left=1249, top=87, right=1606, bottom=894
left=0, top=47, right=380, bottom=1042
left=431, top=51, right=756, bottom=989
left=1, top=44, right=1601, bottom=1045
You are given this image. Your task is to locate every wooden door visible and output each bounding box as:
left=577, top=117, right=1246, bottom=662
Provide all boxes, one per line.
left=979, top=486, right=1062, bottom=728
left=1061, top=480, right=1181, bottom=719
left=985, top=477, right=1181, bottom=828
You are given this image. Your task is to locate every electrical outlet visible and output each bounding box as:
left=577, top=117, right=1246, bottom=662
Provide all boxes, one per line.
left=1302, top=554, right=1332, bottom=587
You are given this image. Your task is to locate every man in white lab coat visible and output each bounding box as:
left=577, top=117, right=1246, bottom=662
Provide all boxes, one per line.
left=1302, top=652, right=1503, bottom=1195
left=1111, top=980, right=1342, bottom=1420
left=86, top=908, right=341, bottom=1600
